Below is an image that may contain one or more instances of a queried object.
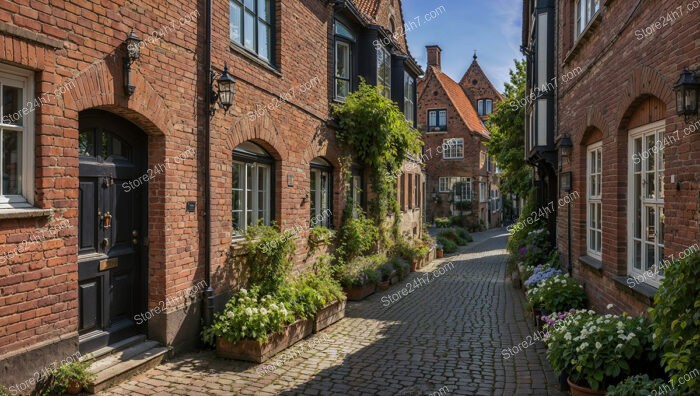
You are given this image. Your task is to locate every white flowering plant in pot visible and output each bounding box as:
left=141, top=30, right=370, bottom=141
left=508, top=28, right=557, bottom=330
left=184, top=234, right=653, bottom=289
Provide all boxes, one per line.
left=526, top=274, right=586, bottom=313
left=544, top=309, right=655, bottom=391
left=202, top=287, right=294, bottom=345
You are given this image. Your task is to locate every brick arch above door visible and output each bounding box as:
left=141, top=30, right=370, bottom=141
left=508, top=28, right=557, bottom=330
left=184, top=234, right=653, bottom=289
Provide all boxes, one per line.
left=226, top=115, right=288, bottom=161
left=615, top=66, right=673, bottom=132
left=61, top=59, right=174, bottom=138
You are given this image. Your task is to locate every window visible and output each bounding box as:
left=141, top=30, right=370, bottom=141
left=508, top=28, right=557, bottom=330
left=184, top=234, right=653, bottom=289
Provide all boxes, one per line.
left=477, top=99, right=493, bottom=116
left=628, top=121, right=665, bottom=286
left=575, top=0, right=600, bottom=38
left=376, top=45, right=391, bottom=98
left=404, top=73, right=415, bottom=123
left=442, top=138, right=464, bottom=159
left=414, top=174, right=420, bottom=209
left=454, top=178, right=471, bottom=202
left=0, top=64, right=34, bottom=209
left=479, top=183, right=487, bottom=202
left=347, top=166, right=364, bottom=216
left=438, top=177, right=449, bottom=193
left=587, top=143, right=602, bottom=259
left=230, top=0, right=273, bottom=62
left=232, top=142, right=273, bottom=235
left=491, top=189, right=501, bottom=212
left=310, top=158, right=332, bottom=227
left=399, top=173, right=406, bottom=210
left=334, top=20, right=355, bottom=100
left=428, top=109, right=447, bottom=131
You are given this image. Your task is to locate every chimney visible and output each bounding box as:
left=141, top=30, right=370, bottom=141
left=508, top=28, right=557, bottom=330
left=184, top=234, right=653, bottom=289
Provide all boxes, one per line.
left=426, top=45, right=442, bottom=70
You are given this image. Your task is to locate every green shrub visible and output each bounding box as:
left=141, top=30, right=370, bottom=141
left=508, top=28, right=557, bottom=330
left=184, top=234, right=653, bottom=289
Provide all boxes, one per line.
left=545, top=310, right=654, bottom=391
left=335, top=254, right=385, bottom=288
left=0, top=385, right=8, bottom=396
left=41, top=360, right=95, bottom=396
left=455, top=227, right=473, bottom=243
left=203, top=288, right=294, bottom=345
left=308, top=226, right=334, bottom=252
left=437, top=236, right=458, bottom=253
left=434, top=217, right=450, bottom=228
left=391, top=237, right=430, bottom=262
left=244, top=223, right=296, bottom=295
left=606, top=375, right=669, bottom=396
left=391, top=257, right=410, bottom=277
left=448, top=215, right=467, bottom=227
left=438, top=228, right=468, bottom=246
left=526, top=274, right=586, bottom=313
left=335, top=211, right=379, bottom=263
left=649, top=251, right=700, bottom=389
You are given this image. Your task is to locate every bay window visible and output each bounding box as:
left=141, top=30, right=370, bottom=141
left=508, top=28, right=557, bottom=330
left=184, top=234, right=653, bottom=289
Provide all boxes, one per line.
left=232, top=142, right=273, bottom=235
left=0, top=64, right=34, bottom=209
left=377, top=45, right=391, bottom=98
left=628, top=121, right=665, bottom=286
left=310, top=158, right=332, bottom=227
left=587, top=143, right=602, bottom=259
left=334, top=20, right=355, bottom=100
left=230, top=0, right=273, bottom=62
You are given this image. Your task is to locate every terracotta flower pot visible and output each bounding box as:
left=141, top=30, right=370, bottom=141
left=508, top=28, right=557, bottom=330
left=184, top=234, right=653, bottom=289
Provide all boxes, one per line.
left=66, top=380, right=83, bottom=394
left=410, top=260, right=418, bottom=272
left=567, top=377, right=605, bottom=396
left=436, top=248, right=444, bottom=258
left=343, top=283, right=376, bottom=301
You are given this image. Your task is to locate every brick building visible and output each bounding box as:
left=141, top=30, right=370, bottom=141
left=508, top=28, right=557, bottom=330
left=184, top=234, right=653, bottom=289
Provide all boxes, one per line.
left=417, top=46, right=502, bottom=228
left=523, top=0, right=700, bottom=315
left=0, top=0, right=423, bottom=391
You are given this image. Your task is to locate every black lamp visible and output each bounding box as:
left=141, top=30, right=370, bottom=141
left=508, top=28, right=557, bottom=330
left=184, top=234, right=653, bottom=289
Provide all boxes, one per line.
left=123, top=29, right=141, bottom=96
left=210, top=64, right=236, bottom=115
left=557, top=134, right=573, bottom=168
left=674, top=69, right=699, bottom=123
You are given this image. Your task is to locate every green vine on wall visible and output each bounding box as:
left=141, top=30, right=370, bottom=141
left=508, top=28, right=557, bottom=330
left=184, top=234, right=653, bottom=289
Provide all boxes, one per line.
left=333, top=80, right=422, bottom=240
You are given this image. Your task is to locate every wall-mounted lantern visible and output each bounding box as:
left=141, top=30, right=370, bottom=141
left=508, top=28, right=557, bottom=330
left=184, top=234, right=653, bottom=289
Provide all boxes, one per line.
left=432, top=188, right=438, bottom=203
left=210, top=64, right=236, bottom=115
left=674, top=69, right=699, bottom=123
left=123, top=29, right=141, bottom=97
left=556, top=134, right=573, bottom=169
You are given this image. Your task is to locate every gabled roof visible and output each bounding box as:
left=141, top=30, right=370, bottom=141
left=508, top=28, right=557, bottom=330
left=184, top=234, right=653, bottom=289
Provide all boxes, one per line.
left=459, top=57, right=505, bottom=102
left=428, top=66, right=490, bottom=139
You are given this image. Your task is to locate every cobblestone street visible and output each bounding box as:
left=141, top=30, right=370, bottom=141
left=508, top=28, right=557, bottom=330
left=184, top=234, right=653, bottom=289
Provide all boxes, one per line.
left=101, top=229, right=564, bottom=396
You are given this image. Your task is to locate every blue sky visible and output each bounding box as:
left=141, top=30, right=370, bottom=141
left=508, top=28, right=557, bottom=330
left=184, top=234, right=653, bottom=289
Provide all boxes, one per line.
left=401, top=0, right=523, bottom=92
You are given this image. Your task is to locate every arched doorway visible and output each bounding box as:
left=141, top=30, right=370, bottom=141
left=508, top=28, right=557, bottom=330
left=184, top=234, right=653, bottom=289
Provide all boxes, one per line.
left=77, top=109, right=148, bottom=353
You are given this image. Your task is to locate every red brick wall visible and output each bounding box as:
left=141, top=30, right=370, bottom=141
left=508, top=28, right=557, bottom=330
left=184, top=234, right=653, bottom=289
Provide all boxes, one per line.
left=555, top=0, right=700, bottom=315
left=417, top=69, right=489, bottom=223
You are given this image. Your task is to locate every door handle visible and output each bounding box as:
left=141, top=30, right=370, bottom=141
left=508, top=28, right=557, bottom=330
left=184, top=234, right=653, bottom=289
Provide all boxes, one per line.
left=99, top=211, right=112, bottom=230
left=132, top=230, right=139, bottom=246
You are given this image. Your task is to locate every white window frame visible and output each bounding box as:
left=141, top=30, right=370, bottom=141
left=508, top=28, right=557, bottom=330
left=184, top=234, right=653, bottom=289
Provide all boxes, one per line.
left=586, top=142, right=602, bottom=259
left=428, top=109, right=447, bottom=131
left=442, top=138, right=464, bottom=159
left=479, top=183, right=487, bottom=203
left=404, top=72, right=415, bottom=123
left=477, top=99, right=494, bottom=116
left=310, top=164, right=331, bottom=227
left=232, top=158, right=272, bottom=236
left=627, top=121, right=665, bottom=287
left=0, top=64, right=35, bottom=209
left=438, top=177, right=450, bottom=193
left=575, top=0, right=600, bottom=38
left=376, top=45, right=391, bottom=99
left=454, top=177, right=471, bottom=202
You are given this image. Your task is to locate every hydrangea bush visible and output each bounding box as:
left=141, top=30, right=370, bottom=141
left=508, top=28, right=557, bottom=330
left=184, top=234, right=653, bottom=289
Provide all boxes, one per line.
left=526, top=274, right=586, bottom=313
left=524, top=265, right=562, bottom=288
left=545, top=310, right=654, bottom=391
left=202, top=288, right=294, bottom=345
left=606, top=374, right=670, bottom=396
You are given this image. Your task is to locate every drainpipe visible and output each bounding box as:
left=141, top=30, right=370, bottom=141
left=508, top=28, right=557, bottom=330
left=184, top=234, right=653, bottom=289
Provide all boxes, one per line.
left=203, top=0, right=215, bottom=327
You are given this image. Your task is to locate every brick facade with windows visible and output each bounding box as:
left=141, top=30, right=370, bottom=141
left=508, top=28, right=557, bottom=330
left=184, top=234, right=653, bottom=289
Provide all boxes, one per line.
left=0, top=0, right=423, bottom=390
left=524, top=0, right=700, bottom=315
left=417, top=46, right=502, bottom=228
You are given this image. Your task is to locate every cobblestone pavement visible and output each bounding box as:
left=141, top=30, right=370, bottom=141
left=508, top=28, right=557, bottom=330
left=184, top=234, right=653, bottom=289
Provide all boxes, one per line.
left=101, top=228, right=565, bottom=396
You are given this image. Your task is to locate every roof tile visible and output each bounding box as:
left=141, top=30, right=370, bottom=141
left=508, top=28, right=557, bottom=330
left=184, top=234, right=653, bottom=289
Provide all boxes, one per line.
left=430, top=66, right=490, bottom=139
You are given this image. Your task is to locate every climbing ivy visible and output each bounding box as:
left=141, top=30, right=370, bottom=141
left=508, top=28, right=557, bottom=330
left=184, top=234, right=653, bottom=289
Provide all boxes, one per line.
left=333, top=80, right=422, bottom=233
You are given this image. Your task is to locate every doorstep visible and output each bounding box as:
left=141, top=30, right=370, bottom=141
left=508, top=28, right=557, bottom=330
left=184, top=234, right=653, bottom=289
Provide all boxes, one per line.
left=83, top=335, right=170, bottom=393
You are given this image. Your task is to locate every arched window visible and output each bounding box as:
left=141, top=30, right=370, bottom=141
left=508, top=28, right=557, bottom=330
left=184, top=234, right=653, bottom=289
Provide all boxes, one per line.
left=232, top=141, right=273, bottom=234
left=310, top=157, right=332, bottom=227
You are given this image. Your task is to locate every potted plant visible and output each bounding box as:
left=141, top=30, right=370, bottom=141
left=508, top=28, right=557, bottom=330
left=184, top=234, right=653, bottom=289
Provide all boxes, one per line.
left=337, top=255, right=382, bottom=301
left=378, top=262, right=393, bottom=291
left=391, top=257, right=409, bottom=281
left=436, top=244, right=444, bottom=258
left=305, top=259, right=347, bottom=333
left=606, top=375, right=669, bottom=396
left=526, top=274, right=586, bottom=327
left=42, top=360, right=94, bottom=395
left=544, top=310, right=654, bottom=395
left=203, top=288, right=295, bottom=363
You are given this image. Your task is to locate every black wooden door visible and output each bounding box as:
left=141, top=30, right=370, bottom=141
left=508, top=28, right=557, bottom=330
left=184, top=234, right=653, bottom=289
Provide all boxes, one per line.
left=77, top=110, right=148, bottom=353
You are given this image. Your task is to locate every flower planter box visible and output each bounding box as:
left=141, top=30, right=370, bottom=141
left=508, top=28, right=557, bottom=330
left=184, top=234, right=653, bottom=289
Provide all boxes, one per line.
left=344, top=283, right=376, bottom=301
left=216, top=332, right=289, bottom=363
left=377, top=280, right=390, bottom=291
left=389, top=272, right=400, bottom=285
left=313, top=299, right=346, bottom=333
left=410, top=260, right=419, bottom=272
left=436, top=248, right=444, bottom=258
left=286, top=318, right=313, bottom=348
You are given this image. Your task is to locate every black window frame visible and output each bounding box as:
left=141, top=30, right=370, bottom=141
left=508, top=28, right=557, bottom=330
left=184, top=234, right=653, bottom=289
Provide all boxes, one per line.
left=232, top=142, right=275, bottom=236
left=229, top=0, right=276, bottom=66
left=427, top=109, right=447, bottom=131
left=310, top=159, right=334, bottom=228
left=333, top=19, right=356, bottom=101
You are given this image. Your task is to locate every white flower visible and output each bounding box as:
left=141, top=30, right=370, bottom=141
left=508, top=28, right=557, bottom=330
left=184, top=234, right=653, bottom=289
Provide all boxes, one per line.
left=245, top=308, right=253, bottom=316
left=226, top=311, right=235, bottom=319
left=607, top=303, right=614, bottom=310
left=281, top=308, right=288, bottom=316
left=240, top=288, right=248, bottom=295
left=260, top=308, right=268, bottom=315
left=564, top=333, right=572, bottom=340
left=270, top=303, right=279, bottom=310
left=595, top=342, right=602, bottom=349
